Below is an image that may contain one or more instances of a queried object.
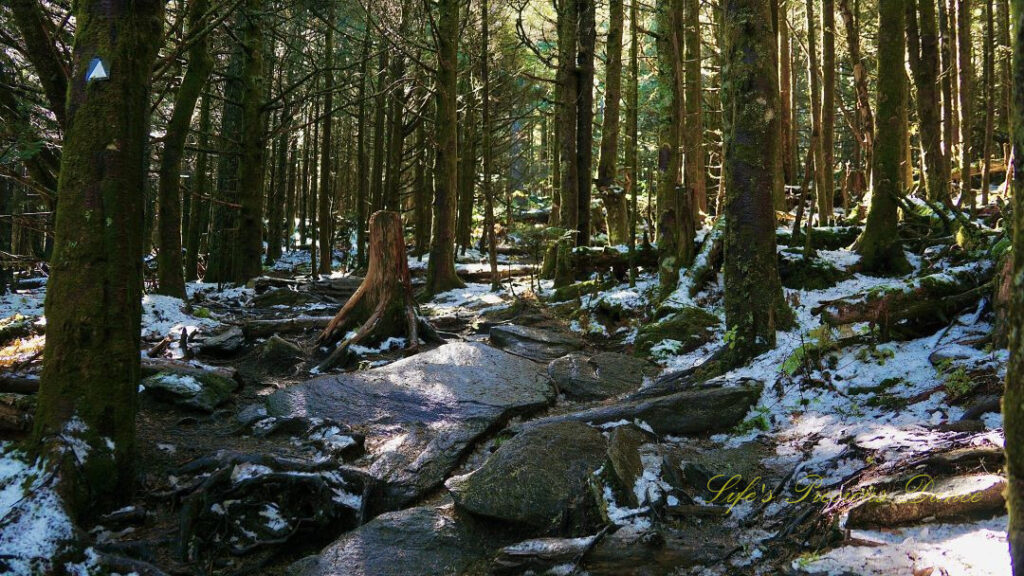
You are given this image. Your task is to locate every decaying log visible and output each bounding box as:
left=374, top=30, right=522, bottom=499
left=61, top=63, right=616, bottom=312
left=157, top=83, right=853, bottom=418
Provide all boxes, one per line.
left=776, top=225, right=862, bottom=251
left=455, top=263, right=535, bottom=283
left=0, top=392, right=34, bottom=433
left=316, top=211, right=438, bottom=371
left=685, top=216, right=726, bottom=297
left=812, top=262, right=996, bottom=337
left=0, top=373, right=39, bottom=394
left=241, top=316, right=335, bottom=338
left=140, top=358, right=239, bottom=383
left=569, top=245, right=658, bottom=279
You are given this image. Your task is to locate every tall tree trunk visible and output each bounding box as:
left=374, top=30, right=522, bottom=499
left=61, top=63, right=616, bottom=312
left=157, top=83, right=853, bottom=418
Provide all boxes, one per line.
left=957, top=0, right=974, bottom=208
left=481, top=0, right=500, bottom=290
left=721, top=0, right=792, bottom=366
left=940, top=0, right=956, bottom=202
left=856, top=0, right=912, bottom=274
left=597, top=0, right=628, bottom=245
left=185, top=95, right=210, bottom=281
left=157, top=0, right=213, bottom=297
left=414, top=115, right=432, bottom=256
left=206, top=39, right=245, bottom=283
left=627, top=0, right=641, bottom=286
left=554, top=0, right=580, bottom=287
left=424, top=0, right=465, bottom=296
left=356, top=19, right=371, bottom=267
left=234, top=0, right=266, bottom=282
left=685, top=0, right=707, bottom=220
left=309, top=91, right=321, bottom=276
left=456, top=80, right=478, bottom=252
left=1004, top=0, right=1024, bottom=566
left=318, top=7, right=335, bottom=276
left=371, top=49, right=388, bottom=214
left=822, top=0, right=837, bottom=222
left=9, top=0, right=69, bottom=130
left=981, top=0, right=995, bottom=205
left=778, top=0, right=795, bottom=188
left=576, top=0, right=597, bottom=246
left=840, top=0, right=875, bottom=195
left=656, top=0, right=692, bottom=293
left=908, top=0, right=950, bottom=202
left=33, top=0, right=163, bottom=516
left=806, top=0, right=828, bottom=226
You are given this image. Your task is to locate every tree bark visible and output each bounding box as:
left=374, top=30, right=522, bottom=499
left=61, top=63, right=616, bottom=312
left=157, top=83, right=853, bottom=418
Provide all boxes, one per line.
left=957, top=0, right=974, bottom=208
left=806, top=0, right=829, bottom=225
left=856, top=0, right=912, bottom=274
left=10, top=0, right=69, bottom=130
left=424, top=0, right=465, bottom=297
left=1004, top=0, right=1024, bottom=566
left=721, top=0, right=792, bottom=365
left=317, top=211, right=433, bottom=371
left=685, top=0, right=707, bottom=220
left=840, top=0, right=875, bottom=196
left=481, top=0, right=500, bottom=290
left=185, top=95, right=211, bottom=281
left=318, top=6, right=335, bottom=276
left=981, top=0, right=995, bottom=205
left=821, top=0, right=837, bottom=222
left=576, top=0, right=597, bottom=246
left=33, top=0, right=163, bottom=517
left=156, top=0, right=213, bottom=297
left=907, top=0, right=950, bottom=203
left=597, top=0, right=628, bottom=245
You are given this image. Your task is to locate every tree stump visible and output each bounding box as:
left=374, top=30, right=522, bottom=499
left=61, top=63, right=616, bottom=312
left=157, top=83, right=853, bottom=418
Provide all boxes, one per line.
left=316, top=211, right=436, bottom=371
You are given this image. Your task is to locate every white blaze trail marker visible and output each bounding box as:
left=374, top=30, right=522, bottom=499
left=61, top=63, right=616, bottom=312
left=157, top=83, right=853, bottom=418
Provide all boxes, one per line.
left=86, top=58, right=109, bottom=83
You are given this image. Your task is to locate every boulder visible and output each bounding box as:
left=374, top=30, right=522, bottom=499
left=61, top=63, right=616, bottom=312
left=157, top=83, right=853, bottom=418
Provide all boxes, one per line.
left=489, top=324, right=584, bottom=362
left=291, top=506, right=507, bottom=576
left=847, top=473, right=1007, bottom=528
left=548, top=352, right=660, bottom=400
left=266, top=342, right=554, bottom=513
left=198, top=326, right=246, bottom=357
left=634, top=307, right=719, bottom=357
left=604, top=426, right=647, bottom=507
left=142, top=371, right=236, bottom=412
left=446, top=421, right=606, bottom=532
left=518, top=379, right=764, bottom=437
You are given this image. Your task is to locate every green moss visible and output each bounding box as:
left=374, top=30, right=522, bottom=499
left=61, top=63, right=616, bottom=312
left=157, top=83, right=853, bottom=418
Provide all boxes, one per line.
left=635, top=306, right=719, bottom=356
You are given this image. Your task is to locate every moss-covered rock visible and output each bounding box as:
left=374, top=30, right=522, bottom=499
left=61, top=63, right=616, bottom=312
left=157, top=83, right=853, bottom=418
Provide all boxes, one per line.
left=548, top=352, right=660, bottom=400
left=634, top=307, right=720, bottom=357
left=778, top=250, right=852, bottom=290
left=142, top=371, right=237, bottom=412
left=445, top=421, right=606, bottom=533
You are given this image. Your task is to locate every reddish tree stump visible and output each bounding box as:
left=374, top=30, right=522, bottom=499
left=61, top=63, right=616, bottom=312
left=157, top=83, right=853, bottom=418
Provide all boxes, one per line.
left=316, top=211, right=437, bottom=370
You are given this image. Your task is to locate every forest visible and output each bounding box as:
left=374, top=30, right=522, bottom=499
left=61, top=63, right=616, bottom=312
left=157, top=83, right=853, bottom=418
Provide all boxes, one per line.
left=0, top=0, right=1023, bottom=573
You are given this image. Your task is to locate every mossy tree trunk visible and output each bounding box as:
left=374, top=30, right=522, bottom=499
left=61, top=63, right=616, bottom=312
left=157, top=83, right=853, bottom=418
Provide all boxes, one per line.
left=156, top=0, right=213, bottom=298
left=855, top=0, right=912, bottom=275
left=821, top=0, right=836, bottom=222
left=424, top=0, right=465, bottom=297
left=840, top=0, right=875, bottom=198
left=33, top=0, right=163, bottom=517
left=206, top=38, right=244, bottom=283
left=576, top=0, right=596, bottom=246
left=721, top=0, right=793, bottom=365
left=684, top=0, right=707, bottom=220
left=1004, top=0, right=1024, bottom=569
left=778, top=0, right=795, bottom=189
left=957, top=0, right=974, bottom=208
left=596, top=0, right=628, bottom=245
left=806, top=0, right=828, bottom=225
left=907, top=0, right=950, bottom=204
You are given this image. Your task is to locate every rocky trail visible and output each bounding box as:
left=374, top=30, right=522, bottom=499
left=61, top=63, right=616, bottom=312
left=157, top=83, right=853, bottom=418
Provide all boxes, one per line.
left=0, top=239, right=1012, bottom=576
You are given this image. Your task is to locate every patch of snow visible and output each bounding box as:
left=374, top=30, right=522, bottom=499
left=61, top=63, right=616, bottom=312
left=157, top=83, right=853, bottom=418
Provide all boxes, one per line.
left=230, top=462, right=273, bottom=483
left=142, top=294, right=219, bottom=340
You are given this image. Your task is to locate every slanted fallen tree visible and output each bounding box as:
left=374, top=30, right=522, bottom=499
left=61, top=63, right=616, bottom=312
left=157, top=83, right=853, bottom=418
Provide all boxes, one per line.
left=315, top=211, right=438, bottom=371
left=812, top=261, right=996, bottom=338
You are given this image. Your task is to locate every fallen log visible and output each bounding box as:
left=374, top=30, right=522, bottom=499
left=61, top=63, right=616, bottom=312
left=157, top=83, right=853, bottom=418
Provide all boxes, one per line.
left=776, top=225, right=862, bottom=251
left=456, top=263, right=535, bottom=283
left=241, top=315, right=334, bottom=338
left=570, top=245, right=658, bottom=279
left=812, top=262, right=996, bottom=337
left=0, top=392, right=34, bottom=433
left=685, top=216, right=726, bottom=297
left=516, top=379, right=763, bottom=437
left=0, top=373, right=39, bottom=394
left=140, top=358, right=239, bottom=383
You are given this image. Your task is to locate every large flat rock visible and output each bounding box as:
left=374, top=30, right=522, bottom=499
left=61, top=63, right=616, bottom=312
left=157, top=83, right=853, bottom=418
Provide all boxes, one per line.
left=489, top=324, right=584, bottom=362
left=267, top=343, right=554, bottom=512
left=292, top=506, right=510, bottom=576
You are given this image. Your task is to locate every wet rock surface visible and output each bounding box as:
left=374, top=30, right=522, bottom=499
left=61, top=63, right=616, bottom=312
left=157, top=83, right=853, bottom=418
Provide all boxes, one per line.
left=518, top=379, right=764, bottom=436
left=266, top=342, right=555, bottom=512
left=847, top=473, right=1007, bottom=527
left=446, top=421, right=606, bottom=532
left=291, top=506, right=511, bottom=576
left=489, top=324, right=584, bottom=362
left=548, top=352, right=660, bottom=400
